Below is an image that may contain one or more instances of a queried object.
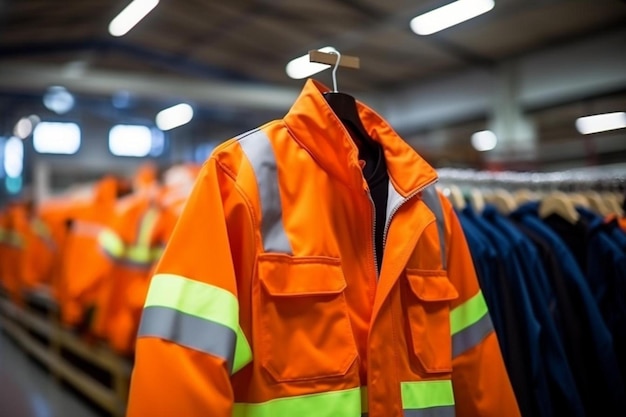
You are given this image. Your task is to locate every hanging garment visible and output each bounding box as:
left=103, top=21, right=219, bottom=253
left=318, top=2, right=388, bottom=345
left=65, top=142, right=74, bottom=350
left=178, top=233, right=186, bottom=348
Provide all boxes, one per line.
left=20, top=215, right=56, bottom=293
left=91, top=192, right=162, bottom=356
left=0, top=202, right=29, bottom=305
left=56, top=175, right=120, bottom=327
left=126, top=79, right=520, bottom=417
left=511, top=202, right=626, bottom=415
left=483, top=206, right=585, bottom=417
left=458, top=205, right=552, bottom=417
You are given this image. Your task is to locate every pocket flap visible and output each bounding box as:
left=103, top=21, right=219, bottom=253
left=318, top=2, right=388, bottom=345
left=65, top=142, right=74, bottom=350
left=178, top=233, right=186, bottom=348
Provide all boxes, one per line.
left=258, top=255, right=346, bottom=296
left=406, top=269, right=459, bottom=301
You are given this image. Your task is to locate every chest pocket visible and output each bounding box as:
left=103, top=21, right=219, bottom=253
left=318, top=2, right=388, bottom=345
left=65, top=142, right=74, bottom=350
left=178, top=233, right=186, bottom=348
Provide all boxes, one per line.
left=403, top=269, right=459, bottom=373
left=257, top=254, right=358, bottom=382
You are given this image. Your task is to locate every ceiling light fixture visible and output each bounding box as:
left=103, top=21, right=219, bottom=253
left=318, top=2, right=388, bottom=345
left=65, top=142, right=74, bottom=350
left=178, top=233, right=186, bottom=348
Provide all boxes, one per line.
left=43, top=86, right=75, bottom=115
left=286, top=46, right=337, bottom=79
left=156, top=103, right=194, bottom=131
left=410, top=0, right=495, bottom=36
left=471, top=130, right=497, bottom=152
left=13, top=115, right=40, bottom=139
left=575, top=112, right=626, bottom=135
left=109, top=0, right=160, bottom=37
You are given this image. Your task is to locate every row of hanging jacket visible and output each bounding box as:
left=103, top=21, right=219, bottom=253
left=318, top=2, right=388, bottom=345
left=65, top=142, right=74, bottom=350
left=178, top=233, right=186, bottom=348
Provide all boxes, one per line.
left=438, top=170, right=626, bottom=417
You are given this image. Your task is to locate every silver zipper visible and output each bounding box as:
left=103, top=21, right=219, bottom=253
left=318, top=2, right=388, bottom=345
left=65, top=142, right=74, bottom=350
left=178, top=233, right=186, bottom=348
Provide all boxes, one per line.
left=366, top=190, right=379, bottom=278
left=382, top=179, right=439, bottom=250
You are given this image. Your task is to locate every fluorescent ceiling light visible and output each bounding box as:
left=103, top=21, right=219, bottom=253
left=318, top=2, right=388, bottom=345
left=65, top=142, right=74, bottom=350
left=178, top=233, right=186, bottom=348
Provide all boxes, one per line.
left=109, top=125, right=153, bottom=157
left=156, top=103, right=194, bottom=131
left=14, top=115, right=40, bottom=139
left=410, top=0, right=495, bottom=36
left=43, top=86, right=74, bottom=115
left=286, top=46, right=337, bottom=79
left=109, top=0, right=159, bottom=37
left=575, top=112, right=626, bottom=135
left=471, top=130, right=497, bottom=152
left=4, top=137, right=24, bottom=178
left=33, top=122, right=81, bottom=154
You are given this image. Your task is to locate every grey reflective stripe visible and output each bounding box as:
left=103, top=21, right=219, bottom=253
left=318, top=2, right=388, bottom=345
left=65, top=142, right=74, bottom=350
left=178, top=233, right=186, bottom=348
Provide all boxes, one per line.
left=421, top=186, right=446, bottom=268
left=138, top=305, right=237, bottom=373
left=238, top=129, right=292, bottom=254
left=404, top=406, right=456, bottom=417
left=452, top=312, right=494, bottom=357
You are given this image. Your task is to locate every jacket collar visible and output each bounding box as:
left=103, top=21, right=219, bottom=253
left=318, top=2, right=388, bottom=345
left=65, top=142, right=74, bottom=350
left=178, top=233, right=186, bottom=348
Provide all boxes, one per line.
left=283, top=79, right=438, bottom=196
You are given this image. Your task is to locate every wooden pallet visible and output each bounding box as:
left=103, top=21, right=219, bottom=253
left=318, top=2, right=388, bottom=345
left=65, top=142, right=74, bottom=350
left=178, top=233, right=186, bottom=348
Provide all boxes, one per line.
left=0, top=297, right=131, bottom=417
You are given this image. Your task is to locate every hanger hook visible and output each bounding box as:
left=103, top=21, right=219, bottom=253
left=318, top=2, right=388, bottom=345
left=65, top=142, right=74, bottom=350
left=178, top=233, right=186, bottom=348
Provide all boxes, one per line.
left=330, top=49, right=341, bottom=92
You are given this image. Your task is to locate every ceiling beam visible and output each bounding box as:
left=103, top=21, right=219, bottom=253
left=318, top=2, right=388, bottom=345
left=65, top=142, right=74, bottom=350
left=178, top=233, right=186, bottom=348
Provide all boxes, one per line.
left=0, top=61, right=300, bottom=111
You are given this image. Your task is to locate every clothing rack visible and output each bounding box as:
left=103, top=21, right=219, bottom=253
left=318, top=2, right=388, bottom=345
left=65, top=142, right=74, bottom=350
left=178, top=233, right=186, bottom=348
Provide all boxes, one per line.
left=436, top=167, right=626, bottom=192
left=436, top=167, right=626, bottom=218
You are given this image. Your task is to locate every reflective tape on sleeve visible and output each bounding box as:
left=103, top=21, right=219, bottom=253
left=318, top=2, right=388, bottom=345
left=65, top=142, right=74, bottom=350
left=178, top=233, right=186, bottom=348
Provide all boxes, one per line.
left=141, top=273, right=252, bottom=373
left=450, top=290, right=493, bottom=357
left=138, top=305, right=237, bottom=372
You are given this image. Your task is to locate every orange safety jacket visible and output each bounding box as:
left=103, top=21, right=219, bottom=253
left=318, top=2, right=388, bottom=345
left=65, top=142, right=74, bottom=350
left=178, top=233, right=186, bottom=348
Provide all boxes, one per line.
left=56, top=176, right=120, bottom=327
left=0, top=203, right=29, bottom=304
left=127, top=79, right=520, bottom=417
left=91, top=190, right=162, bottom=355
left=20, top=214, right=57, bottom=292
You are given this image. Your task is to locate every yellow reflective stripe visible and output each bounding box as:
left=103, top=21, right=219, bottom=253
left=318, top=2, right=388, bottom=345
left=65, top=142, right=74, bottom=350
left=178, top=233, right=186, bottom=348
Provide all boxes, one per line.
left=5, top=231, right=24, bottom=248
left=233, top=325, right=253, bottom=373
left=400, top=380, right=455, bottom=410
left=233, top=387, right=362, bottom=417
left=144, top=273, right=252, bottom=371
left=136, top=207, right=159, bottom=247
left=124, top=208, right=160, bottom=264
left=151, top=246, right=164, bottom=261
left=31, top=218, right=51, bottom=239
left=31, top=218, right=56, bottom=249
left=98, top=229, right=125, bottom=258
left=450, top=290, right=489, bottom=335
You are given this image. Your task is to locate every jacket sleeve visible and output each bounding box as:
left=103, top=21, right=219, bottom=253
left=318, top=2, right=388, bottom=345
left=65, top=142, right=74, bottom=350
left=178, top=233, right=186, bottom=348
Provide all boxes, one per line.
left=439, top=194, right=521, bottom=417
left=126, top=156, right=254, bottom=417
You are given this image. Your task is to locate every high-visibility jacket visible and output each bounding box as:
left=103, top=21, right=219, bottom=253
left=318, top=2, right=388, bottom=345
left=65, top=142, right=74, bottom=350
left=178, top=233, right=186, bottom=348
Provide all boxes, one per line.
left=0, top=202, right=29, bottom=304
left=90, top=166, right=200, bottom=354
left=127, top=79, right=520, bottom=417
left=20, top=214, right=57, bottom=292
left=56, top=176, right=120, bottom=327
left=91, top=190, right=162, bottom=355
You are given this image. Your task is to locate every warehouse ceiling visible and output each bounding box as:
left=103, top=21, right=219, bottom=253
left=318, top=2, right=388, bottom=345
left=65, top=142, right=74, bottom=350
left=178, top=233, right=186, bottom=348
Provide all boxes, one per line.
left=1, top=0, right=625, bottom=92
left=1, top=0, right=626, bottom=177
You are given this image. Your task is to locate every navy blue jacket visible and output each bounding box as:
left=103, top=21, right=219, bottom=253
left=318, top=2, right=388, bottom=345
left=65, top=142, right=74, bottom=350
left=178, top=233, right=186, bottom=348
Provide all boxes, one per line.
left=512, top=203, right=626, bottom=414
left=459, top=206, right=552, bottom=417
left=483, top=206, right=585, bottom=417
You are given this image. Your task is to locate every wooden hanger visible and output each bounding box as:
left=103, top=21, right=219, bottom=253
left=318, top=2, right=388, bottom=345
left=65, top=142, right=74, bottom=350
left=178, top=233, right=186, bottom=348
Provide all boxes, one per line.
left=513, top=189, right=538, bottom=206
left=445, top=184, right=466, bottom=210
left=489, top=188, right=517, bottom=215
left=568, top=192, right=590, bottom=209
left=601, top=191, right=624, bottom=216
left=469, top=187, right=485, bottom=214
left=539, top=191, right=579, bottom=223
left=583, top=190, right=611, bottom=216
left=309, top=50, right=380, bottom=160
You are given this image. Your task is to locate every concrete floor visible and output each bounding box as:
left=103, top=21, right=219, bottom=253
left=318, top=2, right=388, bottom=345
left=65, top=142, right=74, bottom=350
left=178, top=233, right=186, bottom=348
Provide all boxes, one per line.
left=0, top=330, right=105, bottom=417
